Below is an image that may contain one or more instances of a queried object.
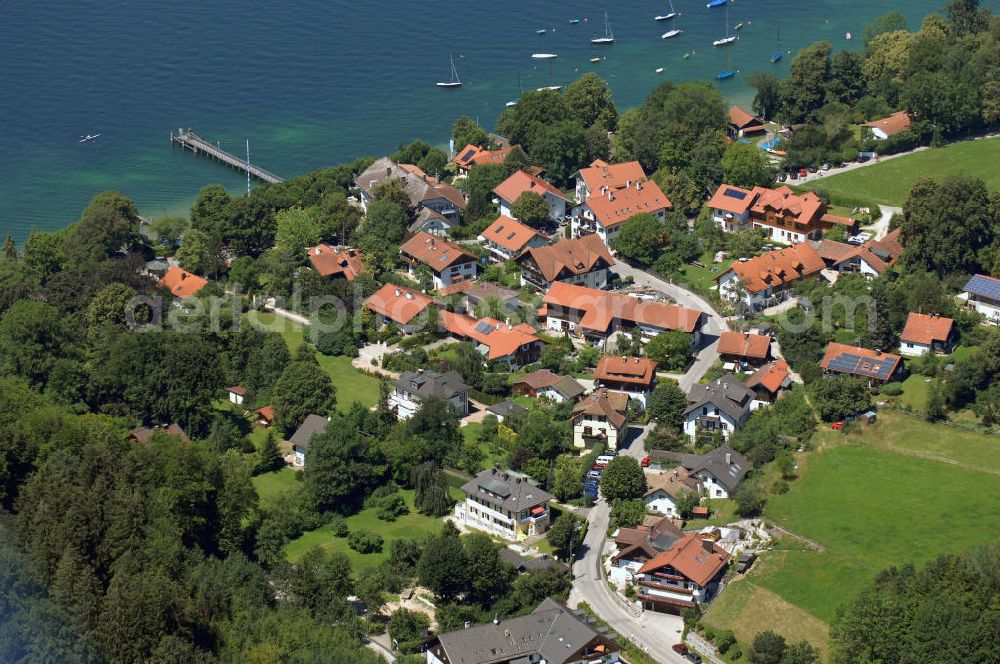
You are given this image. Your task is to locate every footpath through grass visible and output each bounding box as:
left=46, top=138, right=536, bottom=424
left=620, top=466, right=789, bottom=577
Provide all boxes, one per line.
left=806, top=137, right=1000, bottom=206
left=248, top=311, right=381, bottom=412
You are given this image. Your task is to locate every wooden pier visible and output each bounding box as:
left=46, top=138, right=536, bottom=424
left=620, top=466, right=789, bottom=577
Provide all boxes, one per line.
left=170, top=128, right=284, bottom=184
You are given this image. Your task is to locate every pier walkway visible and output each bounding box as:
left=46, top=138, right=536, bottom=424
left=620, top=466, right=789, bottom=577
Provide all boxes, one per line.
left=170, top=128, right=283, bottom=184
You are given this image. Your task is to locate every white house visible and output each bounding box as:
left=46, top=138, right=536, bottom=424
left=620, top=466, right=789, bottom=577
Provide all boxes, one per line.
left=493, top=170, right=569, bottom=220
left=571, top=389, right=629, bottom=451
left=454, top=468, right=553, bottom=541
left=227, top=386, right=246, bottom=406
left=657, top=445, right=751, bottom=500
left=288, top=414, right=330, bottom=467
left=399, top=232, right=477, bottom=290
left=899, top=312, right=957, bottom=357
left=389, top=370, right=471, bottom=420
left=863, top=110, right=912, bottom=140
left=961, top=274, right=1000, bottom=325
left=682, top=376, right=754, bottom=442
left=355, top=157, right=466, bottom=217
left=644, top=468, right=700, bottom=518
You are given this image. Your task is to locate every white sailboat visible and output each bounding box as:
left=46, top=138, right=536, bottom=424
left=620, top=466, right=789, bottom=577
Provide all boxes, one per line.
left=713, top=5, right=737, bottom=46
left=436, top=55, right=462, bottom=88
left=655, top=0, right=680, bottom=22
left=661, top=5, right=683, bottom=39
left=591, top=10, right=615, bottom=44
left=532, top=53, right=558, bottom=60
left=506, top=74, right=523, bottom=107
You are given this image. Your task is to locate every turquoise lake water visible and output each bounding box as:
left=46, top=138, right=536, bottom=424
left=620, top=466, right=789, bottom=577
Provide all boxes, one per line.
left=0, top=0, right=942, bottom=242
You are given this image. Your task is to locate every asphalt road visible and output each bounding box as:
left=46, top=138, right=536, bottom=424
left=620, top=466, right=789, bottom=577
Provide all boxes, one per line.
left=570, top=264, right=729, bottom=663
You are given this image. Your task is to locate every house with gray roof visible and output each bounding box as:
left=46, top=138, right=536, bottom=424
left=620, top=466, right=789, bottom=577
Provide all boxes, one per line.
left=288, top=414, right=330, bottom=467
left=486, top=401, right=528, bottom=424
left=656, top=445, right=751, bottom=500
left=455, top=468, right=554, bottom=541
left=425, top=598, right=619, bottom=664
left=682, top=375, right=754, bottom=442
left=390, top=370, right=471, bottom=420
left=355, top=157, right=466, bottom=218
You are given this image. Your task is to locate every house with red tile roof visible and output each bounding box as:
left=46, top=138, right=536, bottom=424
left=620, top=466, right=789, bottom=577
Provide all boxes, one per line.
left=635, top=534, right=731, bottom=612
left=571, top=179, right=671, bottom=248
left=159, top=266, right=208, bottom=298
left=541, top=282, right=705, bottom=348
left=439, top=310, right=544, bottom=369
left=595, top=356, right=658, bottom=408
left=824, top=229, right=904, bottom=278
left=574, top=159, right=647, bottom=203
left=819, top=342, right=902, bottom=386
left=899, top=313, right=956, bottom=357
left=452, top=143, right=515, bottom=173
left=516, top=234, right=615, bottom=291
left=727, top=106, right=766, bottom=139
left=478, top=215, right=547, bottom=262
left=708, top=184, right=857, bottom=244
left=717, top=243, right=826, bottom=313
left=364, top=283, right=434, bottom=334
left=493, top=170, right=569, bottom=220
left=864, top=110, right=912, bottom=140
left=572, top=389, right=629, bottom=451
left=399, top=232, right=478, bottom=290
left=745, top=360, right=792, bottom=410
left=717, top=331, right=772, bottom=368
left=307, top=244, right=364, bottom=281
left=254, top=405, right=274, bottom=428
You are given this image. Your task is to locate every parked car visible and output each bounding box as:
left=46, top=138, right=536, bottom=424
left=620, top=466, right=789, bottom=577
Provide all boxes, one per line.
left=672, top=644, right=689, bottom=655
left=832, top=421, right=845, bottom=430
left=789, top=170, right=799, bottom=180
left=641, top=456, right=651, bottom=468
left=808, top=164, right=818, bottom=173
left=686, top=653, right=703, bottom=664
left=799, top=167, right=808, bottom=177
left=822, top=162, right=831, bottom=170
left=777, top=172, right=787, bottom=182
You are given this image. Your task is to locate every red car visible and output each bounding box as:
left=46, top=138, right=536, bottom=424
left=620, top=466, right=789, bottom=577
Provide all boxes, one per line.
left=641, top=456, right=651, bottom=467
left=832, top=421, right=845, bottom=430
left=672, top=643, right=688, bottom=655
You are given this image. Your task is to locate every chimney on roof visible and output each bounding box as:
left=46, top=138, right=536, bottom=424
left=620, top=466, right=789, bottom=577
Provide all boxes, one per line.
left=385, top=166, right=391, bottom=178
left=725, top=452, right=732, bottom=465
left=636, top=181, right=642, bottom=190
left=608, top=191, right=615, bottom=201
left=394, top=288, right=401, bottom=297
left=626, top=180, right=631, bottom=188
left=406, top=292, right=414, bottom=300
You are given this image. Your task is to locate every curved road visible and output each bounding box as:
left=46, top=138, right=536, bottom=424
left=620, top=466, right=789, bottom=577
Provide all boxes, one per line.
left=569, top=264, right=729, bottom=663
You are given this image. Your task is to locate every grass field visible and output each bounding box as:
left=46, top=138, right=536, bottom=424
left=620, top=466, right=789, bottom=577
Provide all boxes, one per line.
left=285, top=489, right=456, bottom=572
left=806, top=137, right=1000, bottom=206
left=762, top=443, right=1000, bottom=621
left=707, top=415, right=1000, bottom=652
left=248, top=312, right=382, bottom=412
left=251, top=467, right=299, bottom=508
left=886, top=373, right=932, bottom=412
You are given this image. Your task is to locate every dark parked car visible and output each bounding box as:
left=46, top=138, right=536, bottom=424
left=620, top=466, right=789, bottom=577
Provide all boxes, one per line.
left=788, top=170, right=799, bottom=180
left=777, top=172, right=787, bottom=182
left=808, top=164, right=818, bottom=173
left=686, top=653, right=703, bottom=664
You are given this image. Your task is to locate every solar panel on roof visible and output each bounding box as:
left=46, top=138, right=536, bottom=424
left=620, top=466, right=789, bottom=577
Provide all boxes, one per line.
left=723, top=188, right=748, bottom=200
left=460, top=149, right=476, bottom=161
left=475, top=321, right=495, bottom=334
left=965, top=274, right=1000, bottom=300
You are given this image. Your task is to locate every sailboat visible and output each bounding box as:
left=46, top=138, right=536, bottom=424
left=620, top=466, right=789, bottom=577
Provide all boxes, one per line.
left=661, top=7, right=683, bottom=39
left=506, top=74, right=523, bottom=107
left=591, top=10, right=615, bottom=44
left=713, top=5, right=737, bottom=46
left=532, top=53, right=558, bottom=60
left=78, top=133, right=101, bottom=143
left=655, top=0, right=680, bottom=21
left=707, top=0, right=726, bottom=7
left=770, top=27, right=782, bottom=63
left=436, top=55, right=462, bottom=88
left=717, top=31, right=735, bottom=78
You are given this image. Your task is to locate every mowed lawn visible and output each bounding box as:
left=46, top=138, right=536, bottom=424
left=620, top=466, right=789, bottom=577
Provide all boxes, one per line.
left=760, top=442, right=1000, bottom=622
left=809, top=137, right=1000, bottom=205
left=285, top=489, right=455, bottom=572
left=252, top=467, right=299, bottom=508
left=247, top=311, right=381, bottom=412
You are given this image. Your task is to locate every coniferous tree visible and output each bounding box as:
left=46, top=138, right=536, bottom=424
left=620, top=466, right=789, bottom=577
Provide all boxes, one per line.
left=3, top=234, right=16, bottom=261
